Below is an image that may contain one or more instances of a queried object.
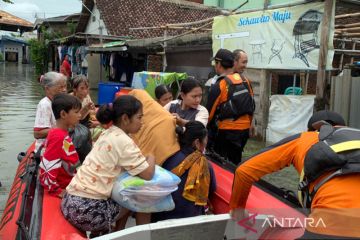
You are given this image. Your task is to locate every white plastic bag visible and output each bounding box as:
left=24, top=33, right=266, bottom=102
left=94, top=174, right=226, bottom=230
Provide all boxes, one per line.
left=111, top=165, right=181, bottom=213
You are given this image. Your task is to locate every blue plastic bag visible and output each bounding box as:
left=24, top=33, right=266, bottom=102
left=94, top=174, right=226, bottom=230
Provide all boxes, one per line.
left=111, top=165, right=181, bottom=213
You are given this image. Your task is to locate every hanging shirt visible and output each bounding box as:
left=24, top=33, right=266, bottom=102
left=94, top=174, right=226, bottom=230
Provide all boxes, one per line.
left=60, top=59, right=71, bottom=77
left=57, top=46, right=62, bottom=62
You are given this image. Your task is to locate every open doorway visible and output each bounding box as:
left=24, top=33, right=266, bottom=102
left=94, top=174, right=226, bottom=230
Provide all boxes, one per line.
left=277, top=74, right=300, bottom=94
left=5, top=52, right=18, bottom=62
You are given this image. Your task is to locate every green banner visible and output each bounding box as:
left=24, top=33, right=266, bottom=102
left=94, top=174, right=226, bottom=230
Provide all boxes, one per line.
left=131, top=72, right=188, bottom=98
left=212, top=2, right=334, bottom=70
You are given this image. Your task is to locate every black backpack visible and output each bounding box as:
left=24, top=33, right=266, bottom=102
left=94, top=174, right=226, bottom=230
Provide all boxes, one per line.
left=218, top=74, right=255, bottom=121
left=298, top=125, right=360, bottom=208
left=69, top=124, right=92, bottom=163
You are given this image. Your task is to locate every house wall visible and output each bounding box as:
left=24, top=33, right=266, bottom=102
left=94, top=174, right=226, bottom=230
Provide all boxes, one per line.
left=3, top=42, right=24, bottom=63
left=166, top=48, right=214, bottom=83
left=0, top=41, right=4, bottom=59
left=38, top=23, right=75, bottom=41
left=243, top=69, right=266, bottom=139
left=87, top=53, right=106, bottom=90
left=84, top=5, right=108, bottom=35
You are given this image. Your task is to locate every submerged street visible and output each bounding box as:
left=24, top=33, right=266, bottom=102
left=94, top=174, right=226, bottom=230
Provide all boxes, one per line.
left=0, top=63, right=42, bottom=216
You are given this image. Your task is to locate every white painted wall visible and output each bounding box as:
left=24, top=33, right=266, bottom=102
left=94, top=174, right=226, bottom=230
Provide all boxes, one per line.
left=4, top=43, right=23, bottom=63
left=84, top=5, right=109, bottom=35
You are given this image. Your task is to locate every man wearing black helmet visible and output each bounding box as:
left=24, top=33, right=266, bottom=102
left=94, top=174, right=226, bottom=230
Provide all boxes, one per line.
left=230, top=110, right=360, bottom=239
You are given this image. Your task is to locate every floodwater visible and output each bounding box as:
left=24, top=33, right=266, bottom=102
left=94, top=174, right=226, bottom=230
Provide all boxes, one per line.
left=0, top=63, right=298, bottom=218
left=0, top=63, right=43, bottom=216
left=243, top=139, right=299, bottom=195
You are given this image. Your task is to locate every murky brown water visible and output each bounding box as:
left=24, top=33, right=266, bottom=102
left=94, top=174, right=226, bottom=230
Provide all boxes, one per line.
left=243, top=139, right=299, bottom=195
left=0, top=63, right=43, bottom=216
left=0, top=63, right=98, bottom=217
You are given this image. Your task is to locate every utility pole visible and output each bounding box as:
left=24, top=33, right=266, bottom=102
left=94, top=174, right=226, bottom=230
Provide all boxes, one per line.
left=315, top=0, right=334, bottom=111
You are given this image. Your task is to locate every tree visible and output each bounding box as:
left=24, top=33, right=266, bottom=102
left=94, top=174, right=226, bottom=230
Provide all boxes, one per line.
left=29, top=39, right=48, bottom=75
left=29, top=26, right=60, bottom=75
left=2, top=0, right=13, bottom=3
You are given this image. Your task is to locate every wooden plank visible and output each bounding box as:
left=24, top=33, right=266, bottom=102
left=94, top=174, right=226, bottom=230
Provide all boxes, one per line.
left=315, top=0, right=334, bottom=111
left=351, top=41, right=356, bottom=64
left=336, top=22, right=360, bottom=29
left=335, top=12, right=360, bottom=19
left=335, top=33, right=360, bottom=37
left=335, top=26, right=360, bottom=33
left=166, top=18, right=213, bottom=27
left=305, top=71, right=309, bottom=95
left=334, top=49, right=360, bottom=54
left=130, top=26, right=212, bottom=31
left=333, top=70, right=352, bottom=125
left=292, top=73, right=296, bottom=95
left=260, top=70, right=270, bottom=141
left=342, top=69, right=352, bottom=124
left=334, top=38, right=360, bottom=43
left=349, top=77, right=360, bottom=129
left=330, top=75, right=335, bottom=111
left=338, top=40, right=345, bottom=70
left=300, top=71, right=306, bottom=93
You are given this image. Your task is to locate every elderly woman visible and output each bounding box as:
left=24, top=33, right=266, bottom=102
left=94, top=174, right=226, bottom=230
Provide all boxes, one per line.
left=33, top=72, right=67, bottom=151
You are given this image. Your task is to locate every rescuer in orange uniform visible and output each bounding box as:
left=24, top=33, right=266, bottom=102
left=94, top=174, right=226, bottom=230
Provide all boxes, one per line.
left=230, top=110, right=360, bottom=239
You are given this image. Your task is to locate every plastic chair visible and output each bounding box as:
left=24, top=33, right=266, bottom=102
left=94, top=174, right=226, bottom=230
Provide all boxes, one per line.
left=284, top=87, right=303, bottom=95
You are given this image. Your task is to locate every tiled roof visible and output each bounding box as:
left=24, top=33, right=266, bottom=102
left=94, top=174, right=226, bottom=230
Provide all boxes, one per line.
left=0, top=10, right=33, bottom=28
left=77, top=0, right=221, bottom=39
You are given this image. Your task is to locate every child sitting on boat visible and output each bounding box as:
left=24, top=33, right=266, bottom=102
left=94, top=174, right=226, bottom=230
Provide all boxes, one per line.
left=89, top=103, right=114, bottom=143
left=61, top=95, right=155, bottom=236
left=151, top=121, right=216, bottom=222
left=155, top=84, right=173, bottom=107
left=39, top=93, right=82, bottom=198
left=69, top=75, right=98, bottom=128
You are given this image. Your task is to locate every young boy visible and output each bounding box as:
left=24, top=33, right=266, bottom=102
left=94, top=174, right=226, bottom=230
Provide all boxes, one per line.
left=39, top=93, right=82, bottom=198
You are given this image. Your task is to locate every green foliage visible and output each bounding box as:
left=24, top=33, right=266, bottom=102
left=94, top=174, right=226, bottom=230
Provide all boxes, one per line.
left=29, top=39, right=48, bottom=75
left=0, top=52, right=4, bottom=61
left=41, top=26, right=63, bottom=41
left=29, top=26, right=60, bottom=75
left=67, top=21, right=77, bottom=35
left=2, top=0, right=13, bottom=3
